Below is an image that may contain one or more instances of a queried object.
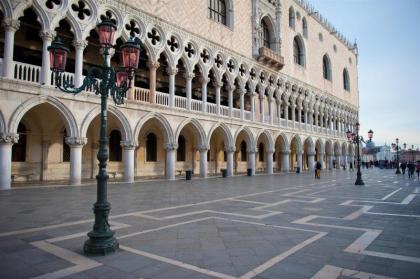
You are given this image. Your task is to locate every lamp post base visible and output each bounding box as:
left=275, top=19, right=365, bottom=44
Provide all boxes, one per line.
left=355, top=178, right=365, bottom=186
left=396, top=168, right=401, bottom=174
left=83, top=232, right=119, bottom=256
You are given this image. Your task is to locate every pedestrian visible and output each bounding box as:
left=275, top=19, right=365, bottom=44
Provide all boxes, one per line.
left=401, top=162, right=407, bottom=175
left=416, top=161, right=420, bottom=180
left=315, top=161, right=322, bottom=179
left=407, top=162, right=413, bottom=178
left=408, top=162, right=415, bottom=179
left=350, top=162, right=354, bottom=171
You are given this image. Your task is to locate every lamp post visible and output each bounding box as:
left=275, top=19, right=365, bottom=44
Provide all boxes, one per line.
left=346, top=122, right=364, bottom=186
left=48, top=19, right=141, bottom=255
left=394, top=138, right=401, bottom=174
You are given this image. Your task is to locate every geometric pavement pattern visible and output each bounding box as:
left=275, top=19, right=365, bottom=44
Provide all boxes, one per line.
left=0, top=169, right=419, bottom=279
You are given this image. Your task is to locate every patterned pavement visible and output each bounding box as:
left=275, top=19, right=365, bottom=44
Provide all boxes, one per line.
left=0, top=169, right=419, bottom=279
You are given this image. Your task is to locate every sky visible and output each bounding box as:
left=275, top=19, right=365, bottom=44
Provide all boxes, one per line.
left=309, top=0, right=420, bottom=149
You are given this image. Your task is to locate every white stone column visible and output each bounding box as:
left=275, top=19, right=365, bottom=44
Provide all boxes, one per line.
left=308, top=151, right=315, bottom=172
left=148, top=61, right=160, bottom=103
left=39, top=30, right=55, bottom=86
left=318, top=152, right=325, bottom=169
left=73, top=40, right=88, bottom=88
left=247, top=149, right=256, bottom=176
left=240, top=90, right=245, bottom=120
left=201, top=77, right=209, bottom=113
left=268, top=98, right=274, bottom=125
left=0, top=134, right=19, bottom=189
left=225, top=146, right=235, bottom=177
left=328, top=155, right=333, bottom=170
left=266, top=150, right=274, bottom=174
left=66, top=137, right=87, bottom=185
left=227, top=84, right=235, bottom=118
left=185, top=72, right=194, bottom=110
left=214, top=81, right=222, bottom=116
left=336, top=153, right=341, bottom=169
left=167, top=67, right=178, bottom=108
left=259, top=95, right=265, bottom=123
left=198, top=146, right=208, bottom=178
left=297, top=151, right=303, bottom=173
left=250, top=93, right=256, bottom=122
left=121, top=141, right=136, bottom=183
left=284, top=101, right=289, bottom=126
left=281, top=151, right=290, bottom=172
left=291, top=104, right=296, bottom=128
left=276, top=100, right=281, bottom=126
left=2, top=18, right=20, bottom=79
left=343, top=155, right=348, bottom=169
left=165, top=143, right=177, bottom=180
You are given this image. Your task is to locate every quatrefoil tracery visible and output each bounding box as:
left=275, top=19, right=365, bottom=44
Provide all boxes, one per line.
left=185, top=43, right=195, bottom=58
left=227, top=60, right=235, bottom=73
left=147, top=29, right=161, bottom=46
left=71, top=0, right=91, bottom=21
left=125, top=20, right=140, bottom=37
left=200, top=49, right=210, bottom=63
left=167, top=36, right=179, bottom=52
left=215, top=55, right=223, bottom=68
left=45, top=0, right=61, bottom=9
left=239, top=64, right=246, bottom=77
left=100, top=10, right=117, bottom=25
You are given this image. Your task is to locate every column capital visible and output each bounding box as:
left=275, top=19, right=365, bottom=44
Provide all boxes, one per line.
left=184, top=72, right=195, bottom=80
left=120, top=140, right=137, bottom=149
left=0, top=133, right=19, bottom=144
left=226, top=84, right=236, bottom=92
left=224, top=146, right=236, bottom=153
left=280, top=151, right=290, bottom=155
left=65, top=137, right=87, bottom=147
left=247, top=147, right=257, bottom=154
left=164, top=143, right=178, bottom=151
left=166, top=67, right=178, bottom=76
left=73, top=39, right=88, bottom=49
left=2, top=18, right=20, bottom=31
left=266, top=148, right=275, bottom=154
left=148, top=61, right=160, bottom=70
left=213, top=80, right=223, bottom=88
left=39, top=30, right=56, bottom=41
left=196, top=144, right=209, bottom=151
left=200, top=77, right=210, bottom=85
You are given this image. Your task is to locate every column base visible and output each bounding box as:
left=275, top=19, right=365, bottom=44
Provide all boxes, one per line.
left=83, top=234, right=119, bottom=256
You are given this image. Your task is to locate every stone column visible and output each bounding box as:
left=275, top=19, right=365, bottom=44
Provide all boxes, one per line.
left=121, top=141, right=136, bottom=183
left=276, top=100, right=281, bottom=126
left=198, top=146, right=208, bottom=178
left=318, top=152, right=325, bottom=169
left=90, top=143, right=99, bottom=179
left=308, top=151, right=315, bottom=171
left=214, top=81, right=222, bottom=116
left=127, top=78, right=135, bottom=100
left=259, top=95, right=265, bottom=123
left=41, top=140, right=50, bottom=181
left=167, top=67, right=178, bottom=108
left=240, top=89, right=245, bottom=120
left=247, top=149, right=256, bottom=176
left=185, top=72, right=194, bottom=110
left=148, top=61, right=160, bottom=103
left=284, top=102, right=289, bottom=125
left=328, top=155, right=333, bottom=170
left=336, top=153, right=341, bottom=169
left=66, top=137, right=87, bottom=185
left=201, top=77, right=209, bottom=113
left=73, top=40, right=88, bottom=88
left=266, top=149, right=274, bottom=174
left=39, top=30, right=55, bottom=86
left=225, top=146, right=235, bottom=177
left=227, top=84, right=235, bottom=118
left=165, top=143, right=177, bottom=180
left=291, top=104, right=296, bottom=128
left=0, top=133, right=19, bottom=189
left=281, top=151, right=290, bottom=172
left=297, top=151, right=303, bottom=173
left=250, top=93, right=256, bottom=122
left=2, top=18, right=19, bottom=78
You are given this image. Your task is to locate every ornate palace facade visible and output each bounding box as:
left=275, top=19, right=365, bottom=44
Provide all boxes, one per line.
left=0, top=0, right=359, bottom=189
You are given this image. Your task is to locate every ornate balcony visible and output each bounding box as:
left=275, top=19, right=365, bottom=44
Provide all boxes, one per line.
left=257, top=47, right=285, bottom=70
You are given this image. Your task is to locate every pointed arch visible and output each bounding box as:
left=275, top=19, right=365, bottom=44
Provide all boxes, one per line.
left=323, top=54, right=332, bottom=81
left=9, top=96, right=78, bottom=138
left=234, top=126, right=255, bottom=148
left=175, top=118, right=206, bottom=148
left=304, top=136, right=315, bottom=152
left=290, top=134, right=302, bottom=153
left=325, top=139, right=333, bottom=155
left=80, top=106, right=132, bottom=142
left=261, top=15, right=275, bottom=50
left=134, top=112, right=174, bottom=145
left=293, top=35, right=305, bottom=66
left=343, top=68, right=350, bottom=91
left=207, top=122, right=233, bottom=148
left=288, top=6, right=295, bottom=28
left=302, top=17, right=308, bottom=38
left=255, top=129, right=274, bottom=152
left=0, top=110, right=5, bottom=134
left=274, top=133, right=289, bottom=152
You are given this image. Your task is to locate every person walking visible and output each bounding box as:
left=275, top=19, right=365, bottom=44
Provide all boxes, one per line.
left=315, top=161, right=322, bottom=179
left=416, top=161, right=420, bottom=180
left=349, top=161, right=354, bottom=171
left=401, top=162, right=407, bottom=175
left=407, top=162, right=413, bottom=178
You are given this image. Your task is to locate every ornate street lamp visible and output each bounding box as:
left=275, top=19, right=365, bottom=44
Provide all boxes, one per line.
left=395, top=138, right=401, bottom=174
left=346, top=122, right=364, bottom=186
left=48, top=19, right=141, bottom=255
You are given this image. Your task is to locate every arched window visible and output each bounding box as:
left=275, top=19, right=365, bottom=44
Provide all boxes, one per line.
left=261, top=20, right=270, bottom=49
left=289, top=7, right=295, bottom=28
left=240, top=141, right=247, bottom=161
left=258, top=143, right=265, bottom=162
left=146, top=133, right=157, bottom=162
left=343, top=68, right=350, bottom=91
left=62, top=129, right=70, bottom=162
left=177, top=135, right=186, bottom=162
left=109, top=130, right=122, bottom=161
left=208, top=0, right=227, bottom=25
left=12, top=123, right=27, bottom=162
left=302, top=17, right=308, bottom=38
left=293, top=36, right=305, bottom=66
left=323, top=54, right=332, bottom=81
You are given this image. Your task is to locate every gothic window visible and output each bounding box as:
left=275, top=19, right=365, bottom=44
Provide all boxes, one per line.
left=62, top=129, right=70, bottom=162
left=240, top=141, right=247, bottom=161
left=208, top=0, right=226, bottom=25
left=323, top=54, right=332, bottom=81
left=261, top=20, right=270, bottom=49
left=289, top=7, right=295, bottom=28
left=146, top=133, right=157, bottom=162
left=302, top=17, right=308, bottom=38
left=177, top=135, right=186, bottom=162
left=109, top=130, right=122, bottom=161
left=258, top=143, right=265, bottom=162
left=293, top=36, right=305, bottom=66
left=343, top=68, right=350, bottom=91
left=12, top=123, right=27, bottom=162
